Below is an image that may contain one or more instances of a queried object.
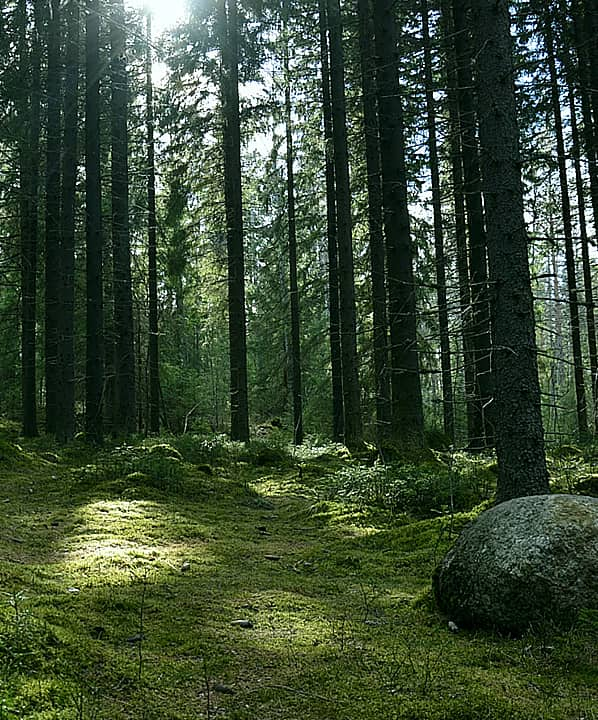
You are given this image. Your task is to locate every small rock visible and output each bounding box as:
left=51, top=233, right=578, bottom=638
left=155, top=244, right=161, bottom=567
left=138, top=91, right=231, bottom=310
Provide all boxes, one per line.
left=230, top=619, right=253, bottom=629
left=127, top=632, right=145, bottom=643
left=66, top=587, right=80, bottom=594
left=448, top=621, right=459, bottom=633
left=181, top=561, right=191, bottom=572
left=213, top=683, right=235, bottom=695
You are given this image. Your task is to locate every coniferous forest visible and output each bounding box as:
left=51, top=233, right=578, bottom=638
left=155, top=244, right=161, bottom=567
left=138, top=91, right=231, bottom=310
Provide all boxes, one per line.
left=0, top=0, right=597, bottom=718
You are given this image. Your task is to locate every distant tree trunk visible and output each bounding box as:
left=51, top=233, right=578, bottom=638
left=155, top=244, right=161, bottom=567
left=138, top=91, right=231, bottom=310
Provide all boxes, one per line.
left=570, top=95, right=598, bottom=434
left=373, top=0, right=424, bottom=445
left=283, top=0, right=303, bottom=445
left=571, top=1, right=598, bottom=243
left=451, top=0, right=493, bottom=449
left=326, top=0, right=362, bottom=449
left=219, top=0, right=249, bottom=442
left=543, top=18, right=588, bottom=440
left=146, top=13, right=160, bottom=434
left=441, top=0, right=476, bottom=444
left=471, top=0, right=548, bottom=502
left=318, top=0, right=344, bottom=443
left=110, top=0, right=136, bottom=435
left=57, top=0, right=80, bottom=443
left=45, top=0, right=61, bottom=435
left=85, top=0, right=104, bottom=443
left=422, top=0, right=454, bottom=442
left=356, top=0, right=391, bottom=441
left=18, top=0, right=40, bottom=438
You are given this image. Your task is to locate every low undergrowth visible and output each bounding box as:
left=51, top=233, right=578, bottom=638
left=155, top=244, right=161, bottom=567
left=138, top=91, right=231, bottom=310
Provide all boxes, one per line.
left=0, top=426, right=595, bottom=719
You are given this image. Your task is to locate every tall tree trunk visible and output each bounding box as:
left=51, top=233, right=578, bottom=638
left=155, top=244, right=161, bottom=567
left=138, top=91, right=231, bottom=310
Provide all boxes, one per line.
left=356, top=0, right=390, bottom=441
left=57, top=0, right=79, bottom=443
left=373, top=0, right=424, bottom=445
left=85, top=0, right=104, bottom=443
left=318, top=0, right=344, bottom=443
left=283, top=0, right=303, bottom=445
left=110, top=0, right=136, bottom=435
left=543, top=18, right=588, bottom=439
left=471, top=0, right=548, bottom=502
left=326, top=0, right=362, bottom=449
left=441, top=0, right=476, bottom=444
left=19, top=0, right=40, bottom=438
left=570, top=96, right=598, bottom=434
left=571, top=0, right=598, bottom=244
left=554, top=0, right=598, bottom=434
left=422, top=0, right=454, bottom=442
left=146, top=13, right=160, bottom=434
left=219, top=0, right=249, bottom=442
left=45, top=0, right=61, bottom=435
left=451, top=0, right=493, bottom=449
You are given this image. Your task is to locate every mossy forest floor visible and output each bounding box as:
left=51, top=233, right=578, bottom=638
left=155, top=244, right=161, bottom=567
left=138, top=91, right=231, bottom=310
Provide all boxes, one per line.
left=0, top=422, right=596, bottom=719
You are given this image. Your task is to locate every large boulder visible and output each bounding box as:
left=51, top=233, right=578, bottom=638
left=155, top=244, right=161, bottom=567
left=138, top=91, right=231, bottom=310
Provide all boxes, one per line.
left=433, top=494, right=598, bottom=634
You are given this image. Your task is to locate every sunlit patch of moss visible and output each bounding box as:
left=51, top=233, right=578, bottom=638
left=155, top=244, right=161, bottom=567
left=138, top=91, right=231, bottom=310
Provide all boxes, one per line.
left=0, top=429, right=596, bottom=720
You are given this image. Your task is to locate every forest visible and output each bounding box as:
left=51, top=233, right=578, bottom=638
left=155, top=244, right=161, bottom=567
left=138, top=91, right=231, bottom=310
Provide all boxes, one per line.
left=0, top=0, right=597, bottom=717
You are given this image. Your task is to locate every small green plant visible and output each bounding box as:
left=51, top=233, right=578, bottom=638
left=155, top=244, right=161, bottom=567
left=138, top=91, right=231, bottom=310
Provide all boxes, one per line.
left=0, top=590, right=55, bottom=675
left=325, top=456, right=491, bottom=517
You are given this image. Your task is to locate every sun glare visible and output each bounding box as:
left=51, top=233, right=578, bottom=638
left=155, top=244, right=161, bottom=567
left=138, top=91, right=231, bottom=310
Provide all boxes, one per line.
left=127, top=0, right=189, bottom=36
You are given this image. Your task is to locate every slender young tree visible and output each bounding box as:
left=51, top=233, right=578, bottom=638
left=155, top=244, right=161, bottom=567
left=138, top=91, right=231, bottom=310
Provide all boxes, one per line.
left=571, top=1, right=598, bottom=247
left=326, top=0, right=362, bottom=449
left=357, top=0, right=391, bottom=441
left=45, top=0, right=61, bottom=434
left=146, top=13, right=160, bottom=434
left=18, top=0, right=40, bottom=438
left=441, top=0, right=476, bottom=444
left=451, top=0, right=493, bottom=449
left=283, top=0, right=303, bottom=445
left=318, top=0, right=344, bottom=442
left=219, top=0, right=249, bottom=442
left=471, top=0, right=548, bottom=501
left=57, top=0, right=80, bottom=442
left=569, top=94, right=598, bottom=433
left=373, top=0, right=424, bottom=445
left=422, top=0, right=454, bottom=441
left=85, top=0, right=104, bottom=443
left=543, top=17, right=588, bottom=439
left=110, top=0, right=136, bottom=435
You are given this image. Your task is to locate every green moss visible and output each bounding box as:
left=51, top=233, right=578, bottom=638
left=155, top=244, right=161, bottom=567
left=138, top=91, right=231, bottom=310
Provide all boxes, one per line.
left=0, top=430, right=595, bottom=719
left=146, top=443, right=184, bottom=461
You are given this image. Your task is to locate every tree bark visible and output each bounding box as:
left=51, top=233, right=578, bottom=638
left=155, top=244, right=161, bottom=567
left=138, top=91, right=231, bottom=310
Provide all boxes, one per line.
left=543, top=18, right=588, bottom=440
left=219, top=0, right=249, bottom=442
left=57, top=0, right=79, bottom=443
left=569, top=94, right=598, bottom=434
left=318, top=0, right=344, bottom=443
left=85, top=0, right=104, bottom=443
left=373, top=0, right=424, bottom=445
left=571, top=0, right=598, bottom=248
left=441, top=0, right=476, bottom=444
left=451, top=0, right=493, bottom=449
left=110, top=0, right=136, bottom=435
left=470, top=0, right=548, bottom=502
left=45, top=0, right=61, bottom=435
left=357, top=0, right=391, bottom=442
left=146, top=13, right=160, bottom=434
left=283, top=0, right=304, bottom=445
left=18, top=0, right=40, bottom=438
left=326, top=0, right=362, bottom=449
left=422, top=0, right=454, bottom=442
